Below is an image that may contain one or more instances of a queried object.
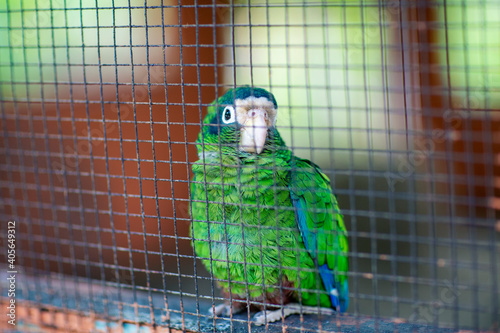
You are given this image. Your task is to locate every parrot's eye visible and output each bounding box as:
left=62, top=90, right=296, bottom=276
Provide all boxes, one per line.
left=222, top=106, right=236, bottom=124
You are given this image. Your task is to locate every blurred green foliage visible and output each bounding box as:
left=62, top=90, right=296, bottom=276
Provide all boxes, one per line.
left=1, top=0, right=498, bottom=141
left=0, top=0, right=150, bottom=99
left=437, top=2, right=500, bottom=109
left=224, top=2, right=407, bottom=169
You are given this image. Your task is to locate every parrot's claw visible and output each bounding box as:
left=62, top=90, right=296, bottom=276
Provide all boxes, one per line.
left=253, top=310, right=280, bottom=326
left=208, top=304, right=233, bottom=317
left=253, top=303, right=335, bottom=326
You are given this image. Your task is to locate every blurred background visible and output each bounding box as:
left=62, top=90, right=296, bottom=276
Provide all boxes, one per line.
left=0, top=0, right=499, bottom=331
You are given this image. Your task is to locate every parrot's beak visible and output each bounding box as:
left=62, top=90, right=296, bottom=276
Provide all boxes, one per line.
left=240, top=109, right=268, bottom=154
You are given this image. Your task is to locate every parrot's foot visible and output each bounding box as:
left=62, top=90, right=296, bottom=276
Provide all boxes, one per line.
left=253, top=303, right=335, bottom=326
left=208, top=303, right=245, bottom=317
left=208, top=304, right=232, bottom=317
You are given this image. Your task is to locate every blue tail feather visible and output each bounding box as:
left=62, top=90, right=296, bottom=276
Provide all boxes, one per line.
left=339, top=279, right=349, bottom=312
left=319, top=264, right=349, bottom=312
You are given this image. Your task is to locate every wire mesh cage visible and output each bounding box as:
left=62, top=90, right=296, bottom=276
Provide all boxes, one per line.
left=0, top=0, right=499, bottom=332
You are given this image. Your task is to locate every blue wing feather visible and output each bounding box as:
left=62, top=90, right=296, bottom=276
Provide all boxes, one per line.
left=289, top=157, right=348, bottom=312
left=319, top=264, right=340, bottom=310
left=291, top=196, right=316, bottom=253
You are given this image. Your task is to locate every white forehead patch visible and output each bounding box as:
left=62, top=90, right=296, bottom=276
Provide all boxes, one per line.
left=234, top=96, right=276, bottom=110
left=234, top=96, right=277, bottom=126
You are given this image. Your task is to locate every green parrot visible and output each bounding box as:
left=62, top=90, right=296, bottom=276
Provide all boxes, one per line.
left=190, top=86, right=349, bottom=325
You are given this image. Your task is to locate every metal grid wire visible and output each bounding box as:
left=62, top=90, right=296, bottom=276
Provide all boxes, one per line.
left=0, top=0, right=499, bottom=332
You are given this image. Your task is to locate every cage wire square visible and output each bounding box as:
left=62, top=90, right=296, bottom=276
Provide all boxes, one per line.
left=0, top=0, right=499, bottom=332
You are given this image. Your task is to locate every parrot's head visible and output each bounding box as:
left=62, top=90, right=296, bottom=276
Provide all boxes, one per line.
left=197, top=86, right=280, bottom=158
